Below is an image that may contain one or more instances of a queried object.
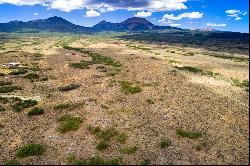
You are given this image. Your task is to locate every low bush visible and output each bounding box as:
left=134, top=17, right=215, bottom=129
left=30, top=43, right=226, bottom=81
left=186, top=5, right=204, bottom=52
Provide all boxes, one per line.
left=4, top=160, right=20, bottom=165
left=59, top=84, right=80, bottom=92
left=57, top=115, right=83, bottom=133
left=176, top=129, right=202, bottom=139
left=12, top=100, right=38, bottom=112
left=120, top=81, right=142, bottom=94
left=16, top=144, right=45, bottom=158
left=160, top=139, right=172, bottom=149
left=96, top=140, right=109, bottom=150
left=28, top=107, right=44, bottom=117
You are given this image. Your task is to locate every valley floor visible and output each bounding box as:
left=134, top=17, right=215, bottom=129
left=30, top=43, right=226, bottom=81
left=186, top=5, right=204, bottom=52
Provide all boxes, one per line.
left=0, top=34, right=249, bottom=165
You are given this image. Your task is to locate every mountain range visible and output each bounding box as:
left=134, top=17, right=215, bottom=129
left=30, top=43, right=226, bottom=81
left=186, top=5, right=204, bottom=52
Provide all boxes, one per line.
left=0, top=16, right=178, bottom=33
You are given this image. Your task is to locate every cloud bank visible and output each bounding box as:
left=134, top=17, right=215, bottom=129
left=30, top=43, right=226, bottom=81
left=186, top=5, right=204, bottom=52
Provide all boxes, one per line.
left=0, top=0, right=188, bottom=12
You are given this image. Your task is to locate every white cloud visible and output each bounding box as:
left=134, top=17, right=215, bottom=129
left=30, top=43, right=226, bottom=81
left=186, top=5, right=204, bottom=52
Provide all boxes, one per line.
left=225, top=9, right=240, bottom=15
left=85, top=9, right=100, bottom=17
left=0, top=0, right=47, bottom=6
left=206, top=22, right=226, bottom=27
left=159, top=12, right=203, bottom=23
left=0, top=0, right=189, bottom=12
left=225, top=9, right=246, bottom=21
left=235, top=17, right=242, bottom=20
left=134, top=11, right=152, bottom=18
left=146, top=0, right=187, bottom=12
left=33, top=12, right=38, bottom=16
left=170, top=23, right=181, bottom=27
left=49, top=0, right=85, bottom=12
left=158, top=19, right=181, bottom=27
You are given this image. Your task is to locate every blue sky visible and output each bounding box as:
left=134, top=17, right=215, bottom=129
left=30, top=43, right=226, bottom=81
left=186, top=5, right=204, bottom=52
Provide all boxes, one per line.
left=0, top=0, right=249, bottom=32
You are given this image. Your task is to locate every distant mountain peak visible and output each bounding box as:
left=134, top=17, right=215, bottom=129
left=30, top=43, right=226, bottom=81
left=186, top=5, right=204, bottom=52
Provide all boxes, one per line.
left=0, top=16, right=177, bottom=33
left=122, top=17, right=153, bottom=25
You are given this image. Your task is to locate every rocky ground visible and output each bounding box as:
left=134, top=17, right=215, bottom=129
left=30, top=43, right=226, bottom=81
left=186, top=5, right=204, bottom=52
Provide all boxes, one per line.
left=0, top=34, right=249, bottom=165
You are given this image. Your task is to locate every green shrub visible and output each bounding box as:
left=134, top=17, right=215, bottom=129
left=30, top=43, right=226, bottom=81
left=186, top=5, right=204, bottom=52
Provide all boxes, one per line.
left=57, top=115, right=83, bottom=133
left=12, top=100, right=38, bottom=112
left=120, top=81, right=142, bottom=94
left=175, top=66, right=203, bottom=73
left=28, top=107, right=44, bottom=117
left=202, top=71, right=221, bottom=77
left=195, top=141, right=208, bottom=151
left=87, top=126, right=101, bottom=135
left=9, top=68, right=28, bottom=75
left=139, top=159, right=151, bottom=165
left=231, top=78, right=249, bottom=88
left=67, top=156, right=122, bottom=165
left=16, top=144, right=45, bottom=158
left=24, top=73, right=40, bottom=80
left=59, top=83, right=80, bottom=92
left=54, top=103, right=71, bottom=110
left=0, top=73, right=6, bottom=76
left=0, top=80, right=12, bottom=86
left=184, top=52, right=195, bottom=56
left=146, top=99, right=155, bottom=105
left=120, top=146, right=138, bottom=155
left=4, top=160, right=20, bottom=165
left=96, top=140, right=109, bottom=150
left=64, top=46, right=121, bottom=68
left=0, top=105, right=5, bottom=112
left=96, top=127, right=119, bottom=141
left=116, top=132, right=127, bottom=144
left=160, top=139, right=172, bottom=149
left=176, top=129, right=202, bottom=139
left=0, top=85, right=22, bottom=93
left=70, top=61, right=90, bottom=69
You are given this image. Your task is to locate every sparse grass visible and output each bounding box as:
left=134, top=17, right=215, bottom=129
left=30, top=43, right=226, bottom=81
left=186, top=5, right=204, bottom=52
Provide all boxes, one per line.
left=97, top=127, right=119, bottom=141
left=0, top=105, right=5, bottom=112
left=70, top=61, right=90, bottom=69
left=16, top=144, right=45, bottom=158
left=120, top=81, right=142, bottom=94
left=87, top=126, right=101, bottom=135
left=0, top=80, right=12, bottom=86
left=96, top=140, right=109, bottom=150
left=139, top=159, right=151, bottom=165
left=120, top=146, right=138, bottom=155
left=184, top=52, right=195, bottom=56
left=54, top=103, right=71, bottom=110
left=195, top=141, right=209, bottom=151
left=9, top=68, right=28, bottom=75
left=160, top=139, right=172, bottom=149
left=4, top=160, right=20, bottom=165
left=168, top=59, right=181, bottom=64
left=202, top=52, right=249, bottom=62
left=175, top=66, right=202, bottom=73
left=59, top=83, right=80, bottom=92
left=0, top=73, right=6, bottom=76
left=64, top=46, right=121, bottom=68
left=24, top=73, right=40, bottom=80
left=57, top=115, right=83, bottom=133
left=101, top=104, right=109, bottom=110
left=231, top=78, right=249, bottom=88
left=67, top=155, right=122, bottom=165
left=116, top=132, right=128, bottom=144
left=146, top=99, right=155, bottom=105
left=202, top=71, right=221, bottom=77
left=175, top=66, right=221, bottom=77
left=28, top=107, right=44, bottom=117
left=12, top=100, right=38, bottom=112
left=0, top=85, right=22, bottom=93
left=176, top=129, right=202, bottom=139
